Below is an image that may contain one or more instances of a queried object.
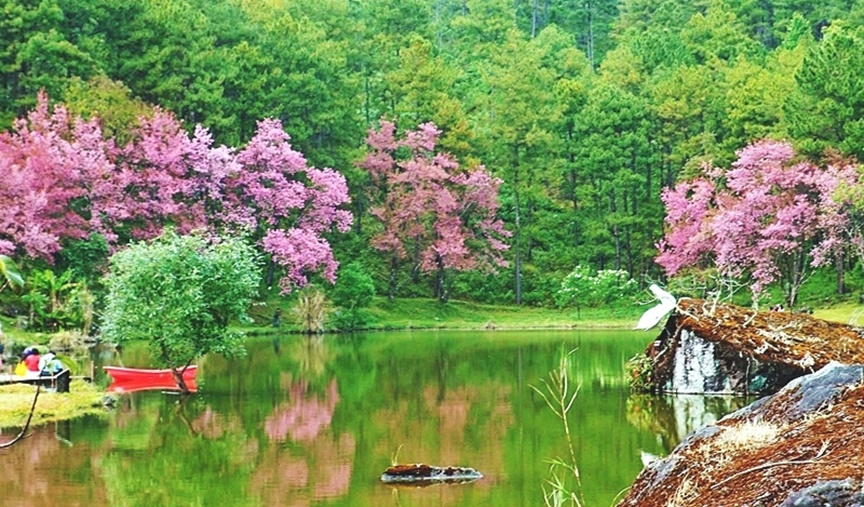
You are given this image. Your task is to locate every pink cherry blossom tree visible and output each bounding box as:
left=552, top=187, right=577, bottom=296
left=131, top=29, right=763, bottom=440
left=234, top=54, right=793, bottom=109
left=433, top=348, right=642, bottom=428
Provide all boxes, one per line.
left=2, top=94, right=352, bottom=295
left=656, top=139, right=856, bottom=307
left=360, top=120, right=509, bottom=302
left=90, top=109, right=215, bottom=244
left=110, top=115, right=352, bottom=293
left=0, top=92, right=108, bottom=260
left=229, top=119, right=353, bottom=292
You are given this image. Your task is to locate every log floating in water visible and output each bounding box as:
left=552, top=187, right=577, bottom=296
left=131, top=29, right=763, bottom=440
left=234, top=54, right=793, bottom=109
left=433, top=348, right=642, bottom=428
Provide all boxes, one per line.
left=381, top=463, right=483, bottom=484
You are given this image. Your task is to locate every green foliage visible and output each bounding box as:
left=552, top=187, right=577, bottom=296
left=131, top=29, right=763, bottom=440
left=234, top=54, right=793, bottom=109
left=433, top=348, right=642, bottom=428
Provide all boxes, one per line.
left=328, top=262, right=375, bottom=331
left=0, top=255, right=24, bottom=292
left=101, top=231, right=261, bottom=369
left=450, top=269, right=515, bottom=305
left=680, top=0, right=763, bottom=64
left=626, top=353, right=654, bottom=392
left=63, top=75, right=153, bottom=142
left=57, top=233, right=109, bottom=288
left=791, top=22, right=864, bottom=160
left=20, top=268, right=88, bottom=332
left=329, top=262, right=375, bottom=309
left=556, top=265, right=640, bottom=308
left=3, top=0, right=864, bottom=310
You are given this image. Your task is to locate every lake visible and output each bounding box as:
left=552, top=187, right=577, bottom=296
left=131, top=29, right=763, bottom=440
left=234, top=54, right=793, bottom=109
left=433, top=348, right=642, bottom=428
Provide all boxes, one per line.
left=0, top=329, right=747, bottom=506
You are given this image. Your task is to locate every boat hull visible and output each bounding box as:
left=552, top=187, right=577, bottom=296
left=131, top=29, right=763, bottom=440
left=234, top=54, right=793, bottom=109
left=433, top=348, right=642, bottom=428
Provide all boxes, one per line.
left=104, top=365, right=198, bottom=393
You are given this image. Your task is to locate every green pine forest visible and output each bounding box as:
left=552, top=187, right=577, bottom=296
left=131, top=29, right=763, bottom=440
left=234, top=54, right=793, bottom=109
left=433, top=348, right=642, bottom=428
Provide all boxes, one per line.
left=4, top=0, right=864, bottom=310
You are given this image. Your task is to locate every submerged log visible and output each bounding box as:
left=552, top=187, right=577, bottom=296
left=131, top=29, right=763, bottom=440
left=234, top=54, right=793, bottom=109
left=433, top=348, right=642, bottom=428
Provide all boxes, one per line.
left=380, top=463, right=483, bottom=484
left=634, top=298, right=864, bottom=394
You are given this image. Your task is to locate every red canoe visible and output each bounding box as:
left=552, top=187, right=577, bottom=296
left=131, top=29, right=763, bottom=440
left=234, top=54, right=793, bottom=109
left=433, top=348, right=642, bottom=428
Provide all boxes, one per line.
left=104, top=365, right=198, bottom=393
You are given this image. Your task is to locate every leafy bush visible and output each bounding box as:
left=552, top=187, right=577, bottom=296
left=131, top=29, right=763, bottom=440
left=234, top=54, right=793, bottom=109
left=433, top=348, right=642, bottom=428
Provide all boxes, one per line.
left=328, top=263, right=375, bottom=331
left=626, top=353, right=655, bottom=392
left=555, top=265, right=639, bottom=308
left=329, top=308, right=376, bottom=332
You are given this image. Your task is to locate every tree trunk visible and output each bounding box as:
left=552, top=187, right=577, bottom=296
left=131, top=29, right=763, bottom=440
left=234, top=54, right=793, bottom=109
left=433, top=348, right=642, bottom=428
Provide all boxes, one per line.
left=530, top=6, right=537, bottom=39
left=837, top=251, right=846, bottom=295
left=436, top=258, right=448, bottom=303
left=586, top=0, right=595, bottom=68
left=266, top=259, right=276, bottom=289
left=411, top=238, right=421, bottom=284
left=610, top=192, right=621, bottom=270
left=388, top=255, right=398, bottom=301
left=513, top=145, right=523, bottom=305
left=513, top=190, right=523, bottom=305
left=172, top=366, right=190, bottom=395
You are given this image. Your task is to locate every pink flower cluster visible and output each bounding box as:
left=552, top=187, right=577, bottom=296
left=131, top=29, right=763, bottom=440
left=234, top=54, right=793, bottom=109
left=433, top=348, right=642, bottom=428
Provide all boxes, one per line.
left=0, top=93, right=351, bottom=292
left=360, top=119, right=510, bottom=274
left=657, top=139, right=859, bottom=301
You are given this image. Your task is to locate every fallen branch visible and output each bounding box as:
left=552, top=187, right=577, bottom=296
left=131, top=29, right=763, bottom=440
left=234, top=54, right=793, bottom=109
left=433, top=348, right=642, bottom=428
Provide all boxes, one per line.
left=710, top=440, right=830, bottom=491
left=0, top=385, right=41, bottom=449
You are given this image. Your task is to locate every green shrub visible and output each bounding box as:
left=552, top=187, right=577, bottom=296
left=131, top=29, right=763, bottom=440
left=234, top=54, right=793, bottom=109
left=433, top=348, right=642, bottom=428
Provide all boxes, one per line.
left=556, top=265, right=639, bottom=308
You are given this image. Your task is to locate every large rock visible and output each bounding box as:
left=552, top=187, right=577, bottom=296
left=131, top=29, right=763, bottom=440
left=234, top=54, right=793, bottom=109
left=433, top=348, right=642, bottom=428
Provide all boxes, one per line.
left=618, top=362, right=864, bottom=507
left=633, top=298, right=864, bottom=394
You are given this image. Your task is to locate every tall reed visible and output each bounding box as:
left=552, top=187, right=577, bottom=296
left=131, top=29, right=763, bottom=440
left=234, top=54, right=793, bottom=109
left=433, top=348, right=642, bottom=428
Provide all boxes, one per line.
left=531, top=347, right=585, bottom=507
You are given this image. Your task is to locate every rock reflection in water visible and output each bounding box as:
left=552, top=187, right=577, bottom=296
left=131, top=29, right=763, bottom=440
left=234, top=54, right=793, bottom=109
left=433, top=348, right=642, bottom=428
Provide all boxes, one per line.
left=627, top=393, right=749, bottom=450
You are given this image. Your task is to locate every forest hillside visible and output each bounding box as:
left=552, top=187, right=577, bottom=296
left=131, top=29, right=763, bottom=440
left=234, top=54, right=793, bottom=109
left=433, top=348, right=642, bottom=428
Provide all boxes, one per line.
left=3, top=0, right=864, bottom=329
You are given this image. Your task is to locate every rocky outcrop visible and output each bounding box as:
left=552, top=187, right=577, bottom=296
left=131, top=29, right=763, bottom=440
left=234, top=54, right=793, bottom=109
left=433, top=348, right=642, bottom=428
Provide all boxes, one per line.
left=618, top=362, right=864, bottom=507
left=633, top=298, right=864, bottom=394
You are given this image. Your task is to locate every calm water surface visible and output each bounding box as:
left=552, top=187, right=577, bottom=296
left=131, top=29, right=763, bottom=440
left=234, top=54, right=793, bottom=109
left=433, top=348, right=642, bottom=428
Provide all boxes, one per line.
left=0, top=330, right=747, bottom=506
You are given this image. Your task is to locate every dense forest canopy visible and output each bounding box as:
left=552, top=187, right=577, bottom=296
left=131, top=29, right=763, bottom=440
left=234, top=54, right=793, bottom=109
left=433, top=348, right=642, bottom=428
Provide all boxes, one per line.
left=4, top=0, right=864, bottom=317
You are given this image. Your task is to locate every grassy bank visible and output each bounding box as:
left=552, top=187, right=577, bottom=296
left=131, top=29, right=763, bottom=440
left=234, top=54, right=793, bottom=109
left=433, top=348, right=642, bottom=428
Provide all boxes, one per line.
left=246, top=296, right=649, bottom=333
left=5, top=296, right=862, bottom=344
left=812, top=301, right=864, bottom=325
left=0, top=380, right=107, bottom=428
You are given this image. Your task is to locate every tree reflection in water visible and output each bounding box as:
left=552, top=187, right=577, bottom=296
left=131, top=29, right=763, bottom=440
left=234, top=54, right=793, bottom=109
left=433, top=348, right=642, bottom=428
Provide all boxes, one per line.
left=255, top=378, right=355, bottom=504
left=264, top=379, right=339, bottom=443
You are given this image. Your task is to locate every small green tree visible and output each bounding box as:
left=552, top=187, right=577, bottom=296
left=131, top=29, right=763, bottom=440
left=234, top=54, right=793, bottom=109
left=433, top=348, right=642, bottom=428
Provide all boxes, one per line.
left=101, top=231, right=260, bottom=393
left=20, top=269, right=86, bottom=332
left=328, top=262, right=375, bottom=332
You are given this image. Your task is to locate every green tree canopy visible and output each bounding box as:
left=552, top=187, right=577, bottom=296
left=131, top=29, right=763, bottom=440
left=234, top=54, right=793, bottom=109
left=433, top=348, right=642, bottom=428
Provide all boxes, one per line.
left=101, top=232, right=261, bottom=391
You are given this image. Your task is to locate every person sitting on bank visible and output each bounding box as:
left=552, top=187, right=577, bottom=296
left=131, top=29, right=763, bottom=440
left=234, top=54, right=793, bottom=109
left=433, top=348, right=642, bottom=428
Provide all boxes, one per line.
left=23, top=348, right=41, bottom=378
left=39, top=351, right=64, bottom=377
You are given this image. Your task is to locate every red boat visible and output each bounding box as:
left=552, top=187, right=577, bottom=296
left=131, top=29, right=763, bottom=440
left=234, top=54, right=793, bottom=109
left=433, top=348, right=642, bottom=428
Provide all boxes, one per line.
left=104, top=365, right=198, bottom=393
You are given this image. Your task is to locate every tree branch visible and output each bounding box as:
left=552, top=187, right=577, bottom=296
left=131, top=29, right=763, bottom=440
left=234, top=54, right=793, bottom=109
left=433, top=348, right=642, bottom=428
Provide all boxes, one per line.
left=0, top=385, right=41, bottom=449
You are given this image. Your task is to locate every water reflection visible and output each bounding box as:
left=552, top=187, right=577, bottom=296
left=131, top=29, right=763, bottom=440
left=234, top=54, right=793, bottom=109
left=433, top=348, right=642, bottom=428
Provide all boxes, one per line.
left=0, top=424, right=108, bottom=505
left=252, top=430, right=355, bottom=504
left=286, top=336, right=335, bottom=380
left=0, top=329, right=745, bottom=507
left=264, top=378, right=339, bottom=442
left=627, top=393, right=751, bottom=449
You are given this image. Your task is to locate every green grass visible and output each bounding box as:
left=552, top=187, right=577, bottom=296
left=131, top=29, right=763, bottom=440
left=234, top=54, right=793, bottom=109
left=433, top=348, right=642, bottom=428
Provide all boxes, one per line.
left=245, top=291, right=864, bottom=335
left=812, top=301, right=863, bottom=325
left=244, top=296, right=646, bottom=333
left=0, top=380, right=107, bottom=428
left=365, top=298, right=644, bottom=330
